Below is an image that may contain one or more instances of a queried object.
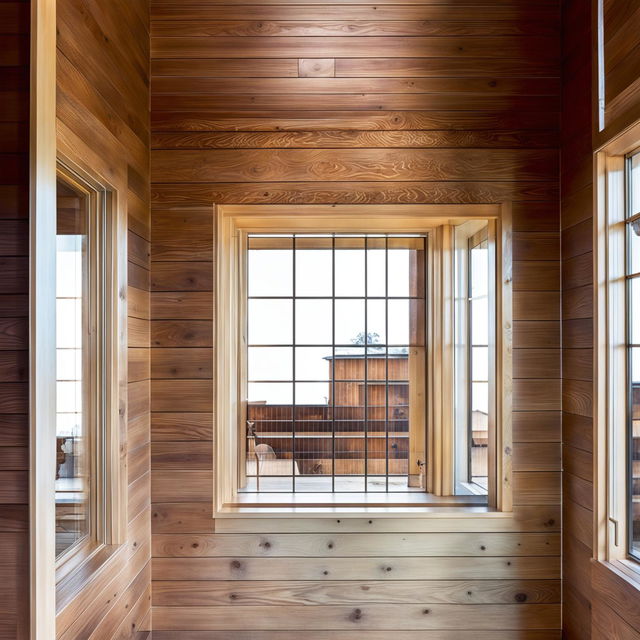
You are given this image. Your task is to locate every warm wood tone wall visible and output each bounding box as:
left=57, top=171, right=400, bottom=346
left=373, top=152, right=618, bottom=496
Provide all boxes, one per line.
left=561, top=1, right=595, bottom=637
left=600, top=0, right=640, bottom=140
left=0, top=1, right=30, bottom=637
left=149, top=1, right=562, bottom=637
left=55, top=1, right=152, bottom=637
left=562, top=1, right=640, bottom=638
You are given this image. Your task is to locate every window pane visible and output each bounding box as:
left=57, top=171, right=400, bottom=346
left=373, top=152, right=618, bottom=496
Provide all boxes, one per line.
left=248, top=347, right=292, bottom=381
left=367, top=299, right=386, bottom=345
left=472, top=346, right=489, bottom=382
left=248, top=299, right=293, bottom=345
left=387, top=249, right=411, bottom=297
left=248, top=247, right=292, bottom=297
left=55, top=177, right=90, bottom=558
left=471, top=297, right=489, bottom=345
left=367, top=244, right=386, bottom=297
left=630, top=347, right=640, bottom=557
left=631, top=277, right=640, bottom=345
left=334, top=299, right=364, bottom=345
left=334, top=247, right=365, bottom=297
left=248, top=382, right=293, bottom=405
left=296, top=299, right=332, bottom=345
left=631, top=153, right=640, bottom=217
left=629, top=221, right=640, bottom=276
left=295, top=347, right=332, bottom=381
left=296, top=249, right=332, bottom=297
left=388, top=299, right=410, bottom=345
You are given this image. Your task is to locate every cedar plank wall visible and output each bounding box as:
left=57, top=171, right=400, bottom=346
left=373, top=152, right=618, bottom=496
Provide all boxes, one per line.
left=561, top=0, right=594, bottom=638
left=562, top=0, right=640, bottom=638
left=55, top=1, right=152, bottom=637
left=149, top=1, right=563, bottom=637
left=0, top=0, right=30, bottom=638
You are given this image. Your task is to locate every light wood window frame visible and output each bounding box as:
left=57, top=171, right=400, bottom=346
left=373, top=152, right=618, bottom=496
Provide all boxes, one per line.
left=216, top=204, right=512, bottom=515
left=29, top=151, right=128, bottom=634
left=595, top=121, right=640, bottom=586
left=53, top=161, right=128, bottom=584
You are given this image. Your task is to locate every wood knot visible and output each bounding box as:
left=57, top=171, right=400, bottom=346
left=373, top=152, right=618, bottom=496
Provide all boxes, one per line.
left=423, top=609, right=431, bottom=615
left=231, top=560, right=242, bottom=569
left=327, top=542, right=334, bottom=549
left=260, top=540, right=271, bottom=549
left=350, top=608, right=362, bottom=622
left=515, top=593, right=527, bottom=603
left=385, top=566, right=392, bottom=572
left=480, top=545, right=486, bottom=551
left=192, top=542, right=199, bottom=548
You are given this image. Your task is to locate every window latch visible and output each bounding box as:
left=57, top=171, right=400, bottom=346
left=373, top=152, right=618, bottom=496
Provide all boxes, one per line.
left=609, top=516, right=619, bottom=547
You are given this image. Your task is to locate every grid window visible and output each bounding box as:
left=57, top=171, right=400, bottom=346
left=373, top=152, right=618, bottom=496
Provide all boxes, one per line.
left=627, top=152, right=640, bottom=560
left=468, top=232, right=490, bottom=491
left=243, top=234, right=426, bottom=493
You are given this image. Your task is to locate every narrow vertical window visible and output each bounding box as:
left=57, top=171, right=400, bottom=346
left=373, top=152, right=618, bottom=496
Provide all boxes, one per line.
left=454, top=221, right=494, bottom=496
left=627, top=152, right=640, bottom=559
left=54, top=163, right=125, bottom=566
left=55, top=175, right=91, bottom=557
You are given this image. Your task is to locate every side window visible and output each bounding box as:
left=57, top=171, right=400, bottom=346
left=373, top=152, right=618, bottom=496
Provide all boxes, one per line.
left=55, top=163, right=126, bottom=566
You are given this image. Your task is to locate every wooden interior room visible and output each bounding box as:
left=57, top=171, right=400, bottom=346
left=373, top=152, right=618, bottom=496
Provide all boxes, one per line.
left=3, top=0, right=640, bottom=637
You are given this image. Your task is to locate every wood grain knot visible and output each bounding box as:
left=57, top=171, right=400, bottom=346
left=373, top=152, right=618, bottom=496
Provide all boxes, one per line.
left=350, top=608, right=363, bottom=622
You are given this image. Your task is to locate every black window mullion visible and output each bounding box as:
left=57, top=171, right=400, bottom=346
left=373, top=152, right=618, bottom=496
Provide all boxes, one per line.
left=364, top=238, right=369, bottom=492
left=292, top=235, right=296, bottom=493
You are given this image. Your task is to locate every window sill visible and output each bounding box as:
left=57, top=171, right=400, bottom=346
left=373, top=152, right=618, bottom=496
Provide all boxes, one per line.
left=56, top=542, right=122, bottom=613
left=217, top=491, right=495, bottom=518
left=595, top=558, right=640, bottom=593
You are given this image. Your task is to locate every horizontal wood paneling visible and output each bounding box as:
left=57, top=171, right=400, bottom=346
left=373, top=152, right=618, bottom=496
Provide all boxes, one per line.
left=0, top=2, right=29, bottom=636
left=150, top=1, right=561, bottom=636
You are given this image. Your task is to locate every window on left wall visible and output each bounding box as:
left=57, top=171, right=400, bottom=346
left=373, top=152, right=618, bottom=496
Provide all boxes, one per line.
left=55, top=163, right=123, bottom=566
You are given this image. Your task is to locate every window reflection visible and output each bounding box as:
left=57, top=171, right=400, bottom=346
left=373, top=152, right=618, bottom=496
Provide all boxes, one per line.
left=55, top=178, right=90, bottom=558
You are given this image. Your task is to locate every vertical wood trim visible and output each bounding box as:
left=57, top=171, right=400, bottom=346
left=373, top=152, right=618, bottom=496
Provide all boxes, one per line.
left=29, top=0, right=57, bottom=636
left=497, top=204, right=513, bottom=512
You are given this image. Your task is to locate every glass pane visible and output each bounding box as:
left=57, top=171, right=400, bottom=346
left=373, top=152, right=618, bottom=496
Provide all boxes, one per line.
left=248, top=382, right=293, bottom=405
left=334, top=247, right=365, bottom=297
left=296, top=249, right=332, bottom=297
left=631, top=347, right=640, bottom=557
left=55, top=177, right=90, bottom=558
left=631, top=153, right=640, bottom=217
left=295, top=382, right=330, bottom=405
left=471, top=297, right=489, bottom=345
left=367, top=243, right=386, bottom=297
left=248, top=299, right=293, bottom=345
left=629, top=221, right=640, bottom=276
left=472, top=346, right=489, bottom=382
left=367, top=299, right=386, bottom=345
left=248, top=246, right=292, bottom=297
left=248, top=347, right=292, bottom=381
left=295, top=346, right=332, bottom=381
left=296, top=299, right=332, bottom=345
left=631, top=277, right=640, bottom=345
left=388, top=299, right=410, bottom=345
left=335, top=299, right=365, bottom=345
left=387, top=248, right=411, bottom=297
left=470, top=243, right=489, bottom=297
